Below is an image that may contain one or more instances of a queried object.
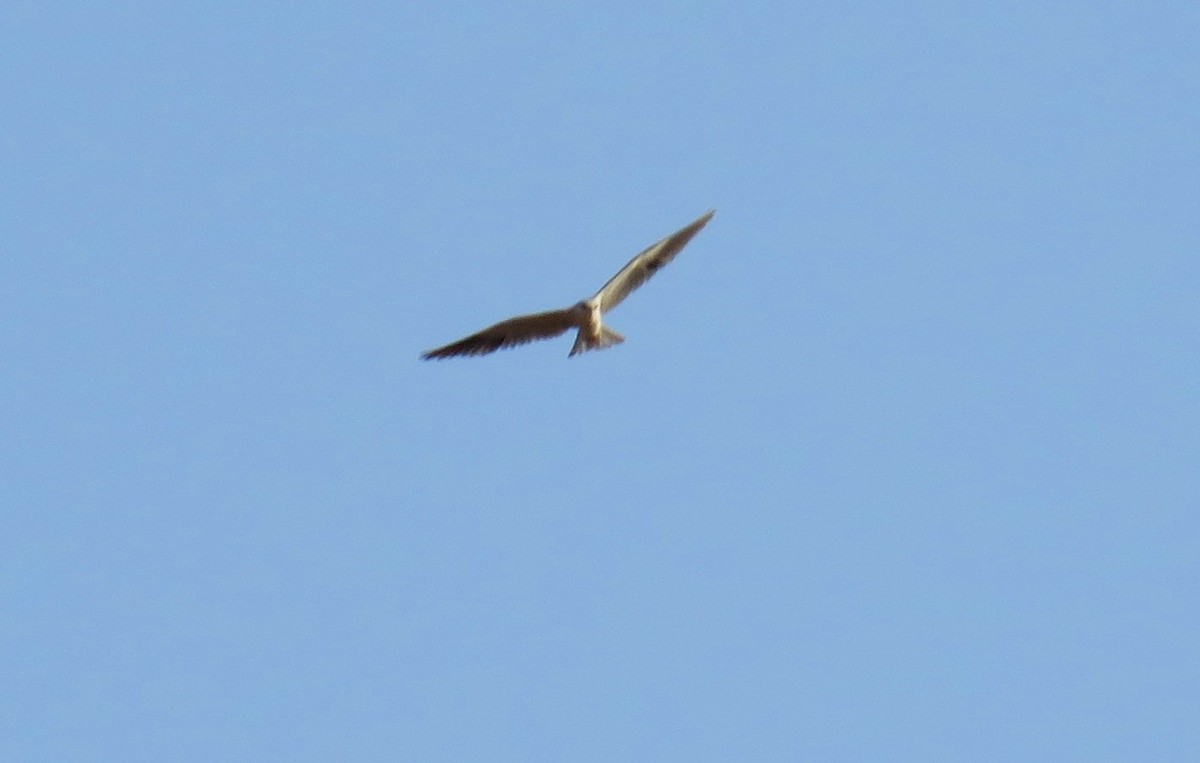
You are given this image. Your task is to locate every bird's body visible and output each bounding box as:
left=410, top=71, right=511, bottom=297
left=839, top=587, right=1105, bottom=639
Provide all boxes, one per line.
left=421, top=209, right=714, bottom=360
left=566, top=298, right=622, bottom=357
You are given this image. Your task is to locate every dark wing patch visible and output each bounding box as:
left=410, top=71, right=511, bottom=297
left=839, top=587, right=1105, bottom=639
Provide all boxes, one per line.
left=420, top=308, right=577, bottom=360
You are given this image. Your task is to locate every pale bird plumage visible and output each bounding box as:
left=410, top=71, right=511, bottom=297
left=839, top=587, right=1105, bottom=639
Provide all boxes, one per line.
left=420, top=209, right=715, bottom=360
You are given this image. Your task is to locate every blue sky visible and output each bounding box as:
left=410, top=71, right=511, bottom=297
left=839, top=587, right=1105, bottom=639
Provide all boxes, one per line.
left=4, top=3, right=1198, bottom=759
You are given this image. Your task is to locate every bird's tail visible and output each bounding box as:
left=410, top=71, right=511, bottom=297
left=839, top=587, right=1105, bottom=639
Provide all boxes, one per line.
left=569, top=326, right=625, bottom=357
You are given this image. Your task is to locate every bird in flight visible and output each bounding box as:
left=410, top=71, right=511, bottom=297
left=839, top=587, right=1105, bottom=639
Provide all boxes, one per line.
left=420, top=209, right=715, bottom=360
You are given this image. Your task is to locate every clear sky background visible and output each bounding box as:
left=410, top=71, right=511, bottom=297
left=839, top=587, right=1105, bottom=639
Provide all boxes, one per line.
left=4, top=3, right=1198, bottom=760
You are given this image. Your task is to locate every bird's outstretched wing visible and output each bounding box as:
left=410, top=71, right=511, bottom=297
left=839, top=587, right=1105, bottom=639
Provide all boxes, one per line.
left=420, top=307, right=578, bottom=360
left=591, top=209, right=715, bottom=314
